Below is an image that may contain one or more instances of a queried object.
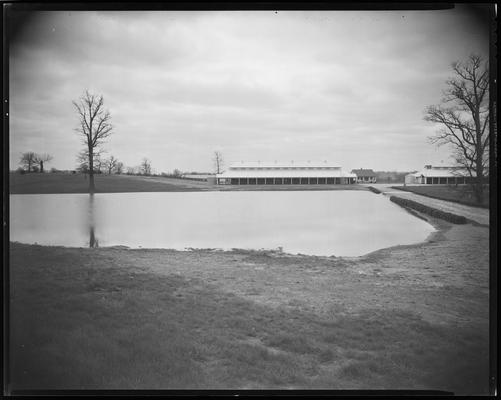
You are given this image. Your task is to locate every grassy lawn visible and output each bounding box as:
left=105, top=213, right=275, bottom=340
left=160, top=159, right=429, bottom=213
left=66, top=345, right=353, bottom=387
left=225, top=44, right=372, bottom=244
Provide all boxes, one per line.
left=9, top=172, right=367, bottom=194
left=8, top=221, right=490, bottom=393
left=9, top=172, right=207, bottom=194
left=391, top=185, right=489, bottom=208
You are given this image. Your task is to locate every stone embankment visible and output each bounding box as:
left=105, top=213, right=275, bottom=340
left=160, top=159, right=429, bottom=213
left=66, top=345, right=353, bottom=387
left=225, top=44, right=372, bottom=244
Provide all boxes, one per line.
left=364, top=184, right=489, bottom=226
left=389, top=196, right=467, bottom=224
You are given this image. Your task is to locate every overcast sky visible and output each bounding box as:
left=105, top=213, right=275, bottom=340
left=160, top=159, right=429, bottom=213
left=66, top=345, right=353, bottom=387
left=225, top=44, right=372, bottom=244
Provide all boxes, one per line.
left=9, top=6, right=490, bottom=173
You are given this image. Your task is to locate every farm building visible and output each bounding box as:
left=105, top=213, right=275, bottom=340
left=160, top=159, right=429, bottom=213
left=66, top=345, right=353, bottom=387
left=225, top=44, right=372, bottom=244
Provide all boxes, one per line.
left=216, top=162, right=357, bottom=185
left=404, top=165, right=475, bottom=185
left=351, top=169, right=377, bottom=183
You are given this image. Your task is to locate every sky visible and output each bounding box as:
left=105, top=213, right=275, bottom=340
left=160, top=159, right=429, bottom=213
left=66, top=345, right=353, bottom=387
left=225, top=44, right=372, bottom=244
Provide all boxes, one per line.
left=8, top=5, right=491, bottom=173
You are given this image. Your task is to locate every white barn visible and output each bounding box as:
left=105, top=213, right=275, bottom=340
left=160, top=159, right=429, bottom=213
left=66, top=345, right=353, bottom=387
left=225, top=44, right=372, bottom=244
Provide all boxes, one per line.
left=216, top=162, right=357, bottom=185
left=405, top=165, right=475, bottom=185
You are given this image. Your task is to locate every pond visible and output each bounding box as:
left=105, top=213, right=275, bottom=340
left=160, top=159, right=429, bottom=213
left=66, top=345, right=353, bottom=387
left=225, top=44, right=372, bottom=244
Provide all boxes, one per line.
left=9, top=191, right=435, bottom=257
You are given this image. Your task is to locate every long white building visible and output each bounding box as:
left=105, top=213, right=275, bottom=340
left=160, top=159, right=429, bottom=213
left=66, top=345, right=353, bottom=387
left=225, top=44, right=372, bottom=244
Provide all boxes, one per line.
left=405, top=165, right=475, bottom=185
left=216, top=162, right=357, bottom=185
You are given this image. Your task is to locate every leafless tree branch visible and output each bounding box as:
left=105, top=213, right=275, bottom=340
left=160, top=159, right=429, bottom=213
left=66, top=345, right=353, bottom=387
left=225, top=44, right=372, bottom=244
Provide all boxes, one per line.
left=424, top=54, right=489, bottom=203
left=73, top=90, right=114, bottom=192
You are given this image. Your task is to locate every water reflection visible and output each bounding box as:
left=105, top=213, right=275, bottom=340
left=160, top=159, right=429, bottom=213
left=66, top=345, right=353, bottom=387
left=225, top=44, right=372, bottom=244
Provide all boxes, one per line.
left=9, top=191, right=436, bottom=257
left=88, top=193, right=98, bottom=248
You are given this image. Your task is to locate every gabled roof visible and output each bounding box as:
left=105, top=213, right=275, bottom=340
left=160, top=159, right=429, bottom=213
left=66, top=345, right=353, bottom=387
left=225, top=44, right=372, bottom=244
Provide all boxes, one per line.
left=351, top=169, right=376, bottom=177
left=217, top=170, right=356, bottom=178
left=227, top=161, right=340, bottom=169
left=406, top=168, right=474, bottom=178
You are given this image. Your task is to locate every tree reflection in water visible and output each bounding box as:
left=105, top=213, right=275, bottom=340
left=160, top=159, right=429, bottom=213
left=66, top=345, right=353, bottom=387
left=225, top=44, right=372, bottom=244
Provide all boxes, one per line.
left=88, top=193, right=98, bottom=248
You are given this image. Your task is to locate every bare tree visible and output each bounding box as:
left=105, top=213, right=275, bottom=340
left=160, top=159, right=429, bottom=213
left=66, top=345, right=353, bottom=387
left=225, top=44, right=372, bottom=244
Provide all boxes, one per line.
left=76, top=148, right=105, bottom=174
left=213, top=151, right=224, bottom=174
left=140, top=158, right=152, bottom=176
left=424, top=54, right=489, bottom=203
left=115, top=161, right=124, bottom=175
left=72, top=90, right=113, bottom=193
left=94, top=154, right=105, bottom=174
left=19, top=151, right=38, bottom=172
left=104, top=155, right=118, bottom=174
left=34, top=153, right=53, bottom=173
left=76, top=150, right=89, bottom=174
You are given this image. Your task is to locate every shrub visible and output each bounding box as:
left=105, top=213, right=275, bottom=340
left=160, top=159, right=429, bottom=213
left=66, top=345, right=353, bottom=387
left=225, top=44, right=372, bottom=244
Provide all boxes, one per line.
left=368, top=186, right=381, bottom=194
left=389, top=196, right=467, bottom=224
left=16, top=167, right=26, bottom=174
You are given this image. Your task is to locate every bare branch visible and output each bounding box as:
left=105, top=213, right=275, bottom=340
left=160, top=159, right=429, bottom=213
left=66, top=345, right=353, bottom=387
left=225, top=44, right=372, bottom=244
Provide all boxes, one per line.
left=72, top=90, right=114, bottom=192
left=424, top=55, right=490, bottom=203
left=213, top=151, right=224, bottom=174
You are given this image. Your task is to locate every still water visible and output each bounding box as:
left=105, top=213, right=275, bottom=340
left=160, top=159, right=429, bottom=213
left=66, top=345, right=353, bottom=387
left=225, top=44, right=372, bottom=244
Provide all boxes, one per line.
left=9, top=191, right=435, bottom=257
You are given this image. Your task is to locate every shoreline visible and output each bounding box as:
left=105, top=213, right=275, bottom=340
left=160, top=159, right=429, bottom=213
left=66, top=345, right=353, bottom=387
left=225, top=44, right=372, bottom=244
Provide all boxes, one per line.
left=9, top=184, right=368, bottom=195
left=7, top=211, right=451, bottom=261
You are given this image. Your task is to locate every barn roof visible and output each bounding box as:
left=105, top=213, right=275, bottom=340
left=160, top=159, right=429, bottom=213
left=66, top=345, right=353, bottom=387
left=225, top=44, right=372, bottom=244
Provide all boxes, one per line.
left=227, top=161, right=340, bottom=169
left=406, top=167, right=474, bottom=178
left=351, top=169, right=377, bottom=177
left=217, top=169, right=356, bottom=178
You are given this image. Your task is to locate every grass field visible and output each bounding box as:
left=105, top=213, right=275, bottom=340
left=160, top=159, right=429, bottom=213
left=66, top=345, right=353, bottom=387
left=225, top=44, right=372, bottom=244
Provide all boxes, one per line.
left=8, top=217, right=490, bottom=393
left=392, top=185, right=489, bottom=208
left=9, top=172, right=207, bottom=194
left=9, top=172, right=367, bottom=194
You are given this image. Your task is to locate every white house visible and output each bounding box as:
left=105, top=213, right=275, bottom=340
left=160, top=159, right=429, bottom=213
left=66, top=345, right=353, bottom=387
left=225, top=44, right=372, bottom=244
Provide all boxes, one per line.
left=351, top=168, right=377, bottom=183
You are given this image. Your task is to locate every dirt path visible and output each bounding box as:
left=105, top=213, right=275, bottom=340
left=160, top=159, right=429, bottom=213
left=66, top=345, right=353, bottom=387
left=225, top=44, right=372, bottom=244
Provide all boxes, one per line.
left=365, top=184, right=489, bottom=226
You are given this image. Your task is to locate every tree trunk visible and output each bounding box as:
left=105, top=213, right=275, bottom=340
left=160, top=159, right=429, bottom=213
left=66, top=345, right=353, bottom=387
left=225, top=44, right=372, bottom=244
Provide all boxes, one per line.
left=40, top=161, right=44, bottom=173
left=89, top=225, right=96, bottom=248
left=88, top=146, right=95, bottom=193
left=88, top=193, right=96, bottom=247
left=474, top=107, right=484, bottom=205
left=473, top=173, right=484, bottom=204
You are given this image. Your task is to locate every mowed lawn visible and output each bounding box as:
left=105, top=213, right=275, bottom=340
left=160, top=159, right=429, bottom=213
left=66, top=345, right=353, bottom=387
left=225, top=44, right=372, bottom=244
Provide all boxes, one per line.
left=9, top=173, right=366, bottom=194
left=9, top=172, right=207, bottom=194
left=9, top=234, right=490, bottom=392
left=392, top=185, right=489, bottom=208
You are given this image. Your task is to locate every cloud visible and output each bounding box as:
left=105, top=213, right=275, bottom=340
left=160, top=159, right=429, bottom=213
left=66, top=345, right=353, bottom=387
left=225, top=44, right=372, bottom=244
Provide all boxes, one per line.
left=8, top=7, right=491, bottom=172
